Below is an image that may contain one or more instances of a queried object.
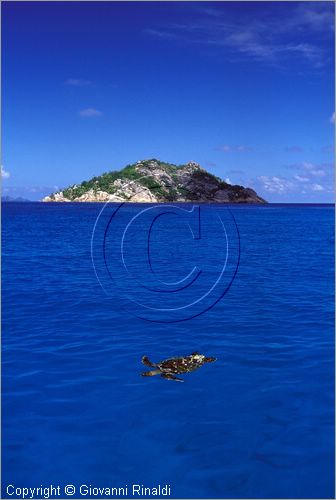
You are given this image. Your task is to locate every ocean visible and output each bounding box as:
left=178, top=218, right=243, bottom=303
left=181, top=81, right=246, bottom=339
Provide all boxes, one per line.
left=2, top=202, right=334, bottom=499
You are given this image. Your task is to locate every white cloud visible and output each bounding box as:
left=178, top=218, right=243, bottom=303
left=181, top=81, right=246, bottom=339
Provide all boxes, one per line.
left=330, top=112, right=335, bottom=124
left=65, top=78, right=91, bottom=86
left=218, top=144, right=231, bottom=152
left=146, top=3, right=333, bottom=69
left=301, top=162, right=315, bottom=170
left=259, top=162, right=334, bottom=196
left=258, top=175, right=294, bottom=194
left=310, top=170, right=325, bottom=177
left=296, top=3, right=335, bottom=32
left=311, top=184, right=324, bottom=191
left=300, top=162, right=326, bottom=177
left=294, top=175, right=309, bottom=182
left=216, top=144, right=252, bottom=152
left=79, top=108, right=103, bottom=118
left=1, top=166, right=10, bottom=179
left=225, top=178, right=232, bottom=185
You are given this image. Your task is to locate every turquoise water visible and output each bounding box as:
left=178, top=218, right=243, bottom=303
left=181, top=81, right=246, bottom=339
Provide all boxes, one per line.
left=2, top=202, right=334, bottom=498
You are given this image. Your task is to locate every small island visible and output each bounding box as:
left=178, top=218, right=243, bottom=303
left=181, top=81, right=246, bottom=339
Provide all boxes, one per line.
left=42, top=159, right=266, bottom=203
left=2, top=196, right=31, bottom=202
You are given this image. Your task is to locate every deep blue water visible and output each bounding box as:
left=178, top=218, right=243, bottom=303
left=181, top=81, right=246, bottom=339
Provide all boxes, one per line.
left=2, top=202, right=335, bottom=499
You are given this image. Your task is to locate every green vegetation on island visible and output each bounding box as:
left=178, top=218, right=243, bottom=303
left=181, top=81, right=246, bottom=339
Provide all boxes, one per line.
left=43, top=159, right=266, bottom=203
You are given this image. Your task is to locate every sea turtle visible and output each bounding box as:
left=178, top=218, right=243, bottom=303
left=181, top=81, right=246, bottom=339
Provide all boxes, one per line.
left=141, top=352, right=217, bottom=382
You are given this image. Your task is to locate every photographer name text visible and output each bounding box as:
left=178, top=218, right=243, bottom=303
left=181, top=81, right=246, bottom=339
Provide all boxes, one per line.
left=6, top=484, right=171, bottom=498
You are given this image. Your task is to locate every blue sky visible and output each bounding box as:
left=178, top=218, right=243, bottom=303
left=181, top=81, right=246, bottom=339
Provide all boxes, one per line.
left=2, top=1, right=335, bottom=202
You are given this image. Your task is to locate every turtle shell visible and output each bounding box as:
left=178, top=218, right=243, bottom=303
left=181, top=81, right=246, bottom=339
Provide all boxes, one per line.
left=158, top=355, right=205, bottom=374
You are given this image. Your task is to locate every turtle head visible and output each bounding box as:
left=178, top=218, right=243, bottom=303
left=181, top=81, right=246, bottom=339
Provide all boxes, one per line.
left=191, top=353, right=205, bottom=362
left=204, top=356, right=217, bottom=363
left=191, top=353, right=217, bottom=363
